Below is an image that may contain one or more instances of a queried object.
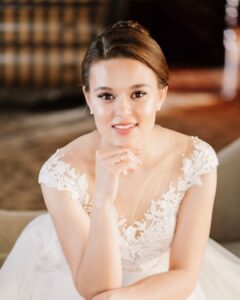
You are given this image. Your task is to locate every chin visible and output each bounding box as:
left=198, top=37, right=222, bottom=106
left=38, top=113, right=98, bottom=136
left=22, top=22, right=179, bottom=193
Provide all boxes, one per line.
left=112, top=137, right=140, bottom=148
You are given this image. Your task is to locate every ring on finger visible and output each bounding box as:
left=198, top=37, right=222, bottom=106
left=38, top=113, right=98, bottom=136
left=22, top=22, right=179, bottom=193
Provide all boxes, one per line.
left=119, top=153, right=127, bottom=163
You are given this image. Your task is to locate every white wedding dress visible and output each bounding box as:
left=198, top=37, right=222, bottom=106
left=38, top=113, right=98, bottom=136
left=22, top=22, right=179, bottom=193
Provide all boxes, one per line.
left=0, top=136, right=240, bottom=299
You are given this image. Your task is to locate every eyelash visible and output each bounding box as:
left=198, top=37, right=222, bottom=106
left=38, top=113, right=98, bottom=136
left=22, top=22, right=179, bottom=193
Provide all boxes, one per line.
left=97, top=91, right=147, bottom=101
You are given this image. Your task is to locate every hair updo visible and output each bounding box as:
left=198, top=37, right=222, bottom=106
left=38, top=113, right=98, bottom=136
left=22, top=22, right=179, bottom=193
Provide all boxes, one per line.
left=81, top=20, right=169, bottom=92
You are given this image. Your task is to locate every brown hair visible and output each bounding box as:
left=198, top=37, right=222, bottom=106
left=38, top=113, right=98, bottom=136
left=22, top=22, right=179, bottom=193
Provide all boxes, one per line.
left=81, top=20, right=169, bottom=92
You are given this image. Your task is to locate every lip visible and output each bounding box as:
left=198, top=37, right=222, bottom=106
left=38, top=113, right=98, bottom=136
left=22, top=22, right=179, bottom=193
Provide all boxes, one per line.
left=112, top=122, right=137, bottom=126
left=112, top=123, right=138, bottom=135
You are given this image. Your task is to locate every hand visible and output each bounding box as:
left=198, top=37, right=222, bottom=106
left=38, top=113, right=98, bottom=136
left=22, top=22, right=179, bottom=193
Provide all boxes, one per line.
left=94, top=147, right=142, bottom=204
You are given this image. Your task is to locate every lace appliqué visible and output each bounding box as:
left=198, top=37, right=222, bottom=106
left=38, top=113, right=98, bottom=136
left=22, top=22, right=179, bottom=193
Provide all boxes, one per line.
left=37, top=136, right=219, bottom=272
left=116, top=136, right=219, bottom=271
left=38, top=149, right=90, bottom=210
left=182, top=137, right=219, bottom=190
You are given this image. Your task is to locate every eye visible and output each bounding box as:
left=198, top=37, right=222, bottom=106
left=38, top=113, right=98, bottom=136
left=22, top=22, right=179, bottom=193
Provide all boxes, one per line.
left=97, top=93, right=115, bottom=101
left=132, top=91, right=147, bottom=99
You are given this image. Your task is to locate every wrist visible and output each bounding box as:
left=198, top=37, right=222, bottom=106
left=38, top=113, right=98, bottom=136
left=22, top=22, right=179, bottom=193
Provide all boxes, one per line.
left=92, top=197, right=115, bottom=208
left=91, top=200, right=116, bottom=217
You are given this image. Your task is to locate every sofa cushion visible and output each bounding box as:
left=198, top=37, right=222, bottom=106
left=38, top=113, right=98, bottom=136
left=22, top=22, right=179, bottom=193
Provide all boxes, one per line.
left=221, top=241, right=240, bottom=258
left=210, top=138, right=240, bottom=242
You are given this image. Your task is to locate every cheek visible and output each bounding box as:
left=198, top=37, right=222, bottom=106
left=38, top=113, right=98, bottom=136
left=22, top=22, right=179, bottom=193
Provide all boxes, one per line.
left=136, top=101, right=156, bottom=117
left=93, top=104, right=111, bottom=118
left=92, top=105, right=112, bottom=130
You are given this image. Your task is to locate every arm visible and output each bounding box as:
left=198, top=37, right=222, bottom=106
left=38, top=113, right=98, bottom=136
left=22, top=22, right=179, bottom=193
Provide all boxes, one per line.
left=41, top=185, right=122, bottom=300
left=76, top=200, right=122, bottom=300
left=76, top=147, right=141, bottom=299
left=108, top=167, right=217, bottom=300
left=40, top=147, right=140, bottom=300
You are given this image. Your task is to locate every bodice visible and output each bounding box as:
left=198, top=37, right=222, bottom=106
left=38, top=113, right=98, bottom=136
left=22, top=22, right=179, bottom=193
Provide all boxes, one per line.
left=38, top=136, right=219, bottom=271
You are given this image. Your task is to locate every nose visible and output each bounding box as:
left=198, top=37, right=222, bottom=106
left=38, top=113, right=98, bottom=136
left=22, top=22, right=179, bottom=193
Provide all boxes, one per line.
left=114, top=96, right=132, bottom=115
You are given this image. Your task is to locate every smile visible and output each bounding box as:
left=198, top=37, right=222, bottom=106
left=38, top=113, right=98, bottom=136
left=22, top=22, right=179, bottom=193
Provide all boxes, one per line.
left=112, top=123, right=138, bottom=135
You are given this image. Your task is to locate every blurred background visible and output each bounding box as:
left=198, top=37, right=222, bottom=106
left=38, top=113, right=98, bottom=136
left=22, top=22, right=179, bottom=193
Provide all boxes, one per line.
left=0, top=0, right=240, bottom=263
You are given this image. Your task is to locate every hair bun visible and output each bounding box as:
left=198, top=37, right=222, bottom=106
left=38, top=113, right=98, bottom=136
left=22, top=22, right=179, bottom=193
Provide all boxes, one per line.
left=111, top=20, right=150, bottom=36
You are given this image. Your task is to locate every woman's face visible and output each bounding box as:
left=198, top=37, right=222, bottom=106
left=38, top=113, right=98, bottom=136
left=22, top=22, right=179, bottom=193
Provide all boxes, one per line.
left=83, top=58, right=168, bottom=148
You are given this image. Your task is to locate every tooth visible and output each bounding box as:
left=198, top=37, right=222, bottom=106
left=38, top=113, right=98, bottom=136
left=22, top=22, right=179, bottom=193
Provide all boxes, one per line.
left=114, top=124, right=134, bottom=129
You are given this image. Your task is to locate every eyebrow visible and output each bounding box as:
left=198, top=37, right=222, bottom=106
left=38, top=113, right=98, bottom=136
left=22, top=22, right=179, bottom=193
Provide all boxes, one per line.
left=94, top=84, right=150, bottom=92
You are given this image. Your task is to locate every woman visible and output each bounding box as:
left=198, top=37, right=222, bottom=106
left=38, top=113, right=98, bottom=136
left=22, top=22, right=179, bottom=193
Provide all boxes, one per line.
left=0, top=20, right=239, bottom=300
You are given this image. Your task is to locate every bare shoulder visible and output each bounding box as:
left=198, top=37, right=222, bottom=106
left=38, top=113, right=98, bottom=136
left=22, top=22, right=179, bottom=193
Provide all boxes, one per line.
left=155, top=126, right=193, bottom=157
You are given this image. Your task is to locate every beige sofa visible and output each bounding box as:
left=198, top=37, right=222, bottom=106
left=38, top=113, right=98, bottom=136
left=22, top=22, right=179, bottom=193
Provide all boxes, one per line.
left=0, top=138, right=240, bottom=267
left=210, top=137, right=240, bottom=257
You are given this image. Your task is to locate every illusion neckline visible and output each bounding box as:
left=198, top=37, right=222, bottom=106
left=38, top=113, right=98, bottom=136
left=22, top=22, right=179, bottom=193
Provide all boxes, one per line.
left=55, top=135, right=200, bottom=238
left=112, top=135, right=200, bottom=235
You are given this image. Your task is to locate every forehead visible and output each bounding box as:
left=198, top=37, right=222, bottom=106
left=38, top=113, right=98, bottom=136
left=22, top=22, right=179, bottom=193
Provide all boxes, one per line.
left=89, top=58, right=158, bottom=90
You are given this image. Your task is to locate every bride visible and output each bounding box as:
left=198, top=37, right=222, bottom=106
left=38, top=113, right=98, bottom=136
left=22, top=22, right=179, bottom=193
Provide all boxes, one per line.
left=0, top=20, right=240, bottom=300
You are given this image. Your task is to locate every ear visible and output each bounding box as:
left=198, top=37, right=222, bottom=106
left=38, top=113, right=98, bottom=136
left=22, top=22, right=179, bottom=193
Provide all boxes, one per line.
left=82, top=85, right=93, bottom=114
left=156, top=86, right=168, bottom=110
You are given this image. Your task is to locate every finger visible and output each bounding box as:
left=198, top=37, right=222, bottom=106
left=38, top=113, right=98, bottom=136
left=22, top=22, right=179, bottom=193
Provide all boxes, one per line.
left=100, top=150, right=140, bottom=164
left=97, top=147, right=140, bottom=158
left=115, top=152, right=141, bottom=166
left=100, top=149, right=130, bottom=160
left=104, top=153, right=141, bottom=172
left=99, top=145, right=140, bottom=152
left=120, top=161, right=140, bottom=175
left=127, top=150, right=142, bottom=164
left=109, top=153, right=131, bottom=165
left=100, top=155, right=140, bottom=178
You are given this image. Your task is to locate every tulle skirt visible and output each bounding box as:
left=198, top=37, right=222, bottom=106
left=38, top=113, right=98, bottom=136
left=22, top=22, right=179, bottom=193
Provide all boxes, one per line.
left=0, top=213, right=240, bottom=300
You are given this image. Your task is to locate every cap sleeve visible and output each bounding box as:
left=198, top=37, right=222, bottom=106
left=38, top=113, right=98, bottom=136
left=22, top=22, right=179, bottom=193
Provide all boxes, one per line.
left=182, top=137, right=219, bottom=190
left=38, top=148, right=89, bottom=204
